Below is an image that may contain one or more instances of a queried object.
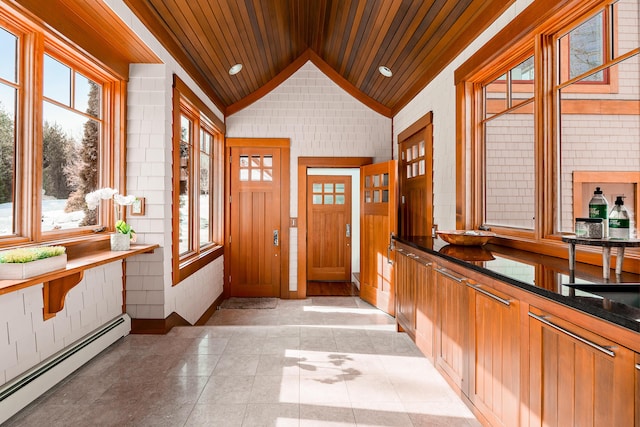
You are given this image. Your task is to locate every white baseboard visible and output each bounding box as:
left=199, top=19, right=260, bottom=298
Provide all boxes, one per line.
left=0, top=314, right=131, bottom=425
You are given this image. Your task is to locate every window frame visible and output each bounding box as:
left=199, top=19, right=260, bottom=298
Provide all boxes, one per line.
left=0, top=5, right=123, bottom=249
left=455, top=0, right=639, bottom=270
left=172, top=75, right=224, bottom=285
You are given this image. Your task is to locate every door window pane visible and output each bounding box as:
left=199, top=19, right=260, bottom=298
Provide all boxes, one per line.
left=335, top=195, right=345, bottom=204
left=324, top=195, right=333, bottom=204
left=263, top=156, right=272, bottom=167
left=263, top=169, right=273, bottom=181
left=324, top=183, right=333, bottom=192
left=382, top=173, right=389, bottom=186
left=335, top=183, right=345, bottom=193
left=251, top=169, right=261, bottom=181
left=313, top=183, right=322, bottom=193
left=313, top=195, right=322, bottom=204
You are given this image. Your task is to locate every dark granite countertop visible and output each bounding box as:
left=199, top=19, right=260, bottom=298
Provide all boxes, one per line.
left=394, top=235, right=640, bottom=333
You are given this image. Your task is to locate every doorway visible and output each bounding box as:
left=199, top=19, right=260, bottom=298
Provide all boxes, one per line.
left=226, top=138, right=290, bottom=298
left=297, top=157, right=372, bottom=298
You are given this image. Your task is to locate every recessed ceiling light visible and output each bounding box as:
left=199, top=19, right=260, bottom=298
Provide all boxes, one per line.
left=229, top=63, right=243, bottom=75
left=378, top=65, right=393, bottom=77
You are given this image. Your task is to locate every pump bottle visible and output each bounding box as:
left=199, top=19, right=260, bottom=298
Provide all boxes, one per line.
left=609, top=196, right=630, bottom=239
left=588, top=187, right=609, bottom=237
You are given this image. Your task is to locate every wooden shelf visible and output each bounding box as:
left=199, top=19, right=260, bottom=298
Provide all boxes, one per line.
left=0, top=243, right=158, bottom=319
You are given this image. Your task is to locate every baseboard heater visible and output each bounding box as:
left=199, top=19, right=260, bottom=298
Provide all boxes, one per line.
left=0, top=314, right=131, bottom=425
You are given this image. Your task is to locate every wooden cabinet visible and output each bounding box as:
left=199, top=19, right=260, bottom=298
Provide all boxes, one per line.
left=467, top=281, right=520, bottom=426
left=395, top=245, right=435, bottom=359
left=393, top=240, right=639, bottom=426
left=434, top=266, right=469, bottom=390
left=529, top=308, right=636, bottom=427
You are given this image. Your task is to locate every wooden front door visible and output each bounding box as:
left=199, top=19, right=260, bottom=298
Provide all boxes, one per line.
left=229, top=146, right=283, bottom=297
left=359, top=160, right=397, bottom=315
left=307, top=176, right=352, bottom=281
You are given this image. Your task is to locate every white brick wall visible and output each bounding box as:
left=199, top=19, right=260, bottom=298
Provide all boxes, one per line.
left=226, top=61, right=392, bottom=291
left=0, top=262, right=124, bottom=385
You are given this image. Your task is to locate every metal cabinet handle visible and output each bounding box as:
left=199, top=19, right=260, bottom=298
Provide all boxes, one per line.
left=636, top=364, right=640, bottom=371
left=467, top=283, right=510, bottom=306
left=528, top=312, right=614, bottom=357
left=273, top=230, right=279, bottom=247
left=435, top=267, right=467, bottom=283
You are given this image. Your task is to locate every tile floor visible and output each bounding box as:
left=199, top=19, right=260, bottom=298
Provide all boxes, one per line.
left=5, top=297, right=480, bottom=426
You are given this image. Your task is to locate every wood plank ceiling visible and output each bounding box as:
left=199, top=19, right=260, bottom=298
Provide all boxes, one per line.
left=130, top=0, right=515, bottom=116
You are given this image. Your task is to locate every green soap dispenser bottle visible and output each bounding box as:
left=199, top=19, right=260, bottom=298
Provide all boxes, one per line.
left=609, top=195, right=630, bottom=239
left=589, top=187, right=609, bottom=237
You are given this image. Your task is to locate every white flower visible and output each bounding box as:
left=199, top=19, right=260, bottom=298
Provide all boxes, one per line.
left=85, top=188, right=136, bottom=209
left=114, top=194, right=136, bottom=206
left=85, top=187, right=118, bottom=210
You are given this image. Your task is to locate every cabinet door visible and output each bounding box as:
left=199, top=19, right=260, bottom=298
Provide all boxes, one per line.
left=434, top=267, right=469, bottom=390
left=395, top=248, right=416, bottom=338
left=414, top=258, right=435, bottom=360
left=529, top=309, right=635, bottom=427
left=468, top=283, right=520, bottom=426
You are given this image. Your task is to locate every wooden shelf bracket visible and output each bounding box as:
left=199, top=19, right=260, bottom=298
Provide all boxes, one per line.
left=42, top=271, right=84, bottom=320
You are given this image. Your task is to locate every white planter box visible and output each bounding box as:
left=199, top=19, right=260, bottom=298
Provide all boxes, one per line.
left=0, top=254, right=67, bottom=280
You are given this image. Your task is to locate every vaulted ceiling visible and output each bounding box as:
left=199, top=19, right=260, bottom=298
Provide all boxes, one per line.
left=10, top=0, right=515, bottom=117
left=124, top=0, right=514, bottom=117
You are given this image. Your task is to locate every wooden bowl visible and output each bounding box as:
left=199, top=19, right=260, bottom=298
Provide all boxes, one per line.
left=436, top=230, right=496, bottom=246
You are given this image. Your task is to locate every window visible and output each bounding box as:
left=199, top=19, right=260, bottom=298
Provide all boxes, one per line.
left=482, top=57, right=535, bottom=230
left=457, top=0, right=639, bottom=265
left=172, top=76, right=224, bottom=283
left=0, top=8, right=120, bottom=247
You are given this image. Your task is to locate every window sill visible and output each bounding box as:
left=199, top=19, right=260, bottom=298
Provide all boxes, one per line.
left=0, top=240, right=158, bottom=319
left=174, top=245, right=224, bottom=285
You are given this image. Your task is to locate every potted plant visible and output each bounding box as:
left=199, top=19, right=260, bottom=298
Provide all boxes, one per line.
left=0, top=246, right=67, bottom=280
left=85, top=188, right=137, bottom=251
